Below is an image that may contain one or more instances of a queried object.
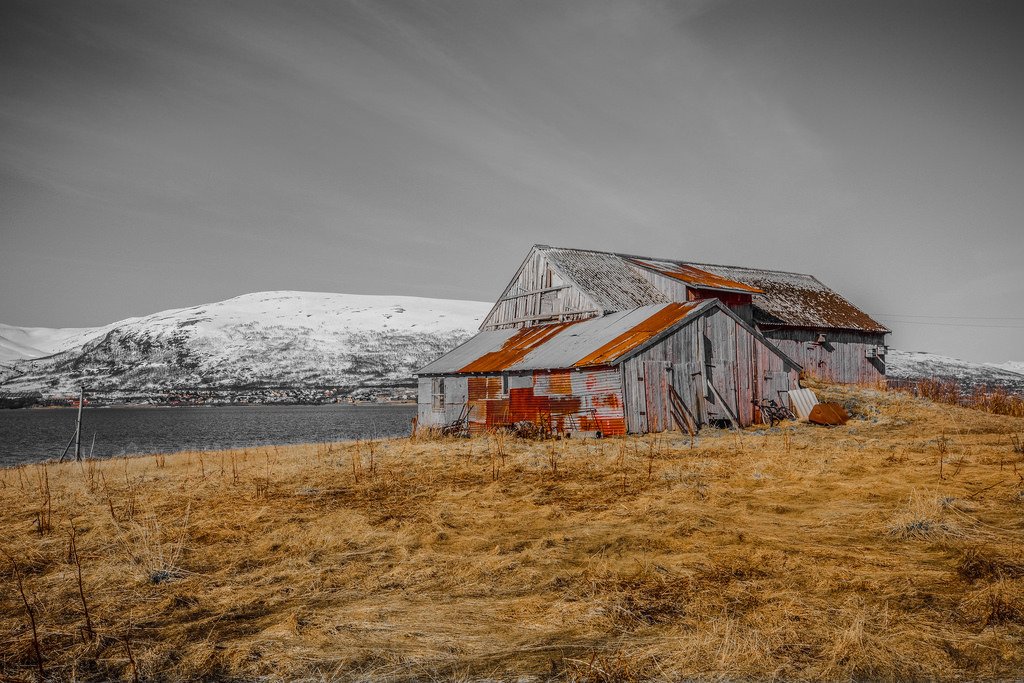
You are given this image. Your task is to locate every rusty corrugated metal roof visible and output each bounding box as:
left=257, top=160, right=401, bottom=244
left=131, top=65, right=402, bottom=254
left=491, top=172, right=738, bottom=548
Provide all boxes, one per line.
left=627, top=258, right=763, bottom=294
left=530, top=246, right=888, bottom=333
left=572, top=302, right=700, bottom=366
left=417, top=328, right=520, bottom=375
left=417, top=301, right=713, bottom=375
left=683, top=262, right=890, bottom=333
left=458, top=322, right=574, bottom=373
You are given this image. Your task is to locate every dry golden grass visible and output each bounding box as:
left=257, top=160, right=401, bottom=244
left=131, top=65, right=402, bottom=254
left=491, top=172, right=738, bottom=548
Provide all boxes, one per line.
left=895, top=378, right=1024, bottom=418
left=2, top=384, right=1024, bottom=682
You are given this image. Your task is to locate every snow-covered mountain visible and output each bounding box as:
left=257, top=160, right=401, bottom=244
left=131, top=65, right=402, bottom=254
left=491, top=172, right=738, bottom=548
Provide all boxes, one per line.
left=0, top=323, right=114, bottom=363
left=0, top=292, right=490, bottom=396
left=4, top=294, right=1020, bottom=400
left=886, top=349, right=1024, bottom=394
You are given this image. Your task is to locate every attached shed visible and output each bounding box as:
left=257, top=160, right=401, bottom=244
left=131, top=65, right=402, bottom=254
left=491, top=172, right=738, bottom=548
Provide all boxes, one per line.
left=417, top=300, right=801, bottom=436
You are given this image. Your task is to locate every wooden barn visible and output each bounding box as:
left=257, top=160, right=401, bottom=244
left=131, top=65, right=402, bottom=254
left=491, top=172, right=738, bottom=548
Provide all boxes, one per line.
left=417, top=299, right=801, bottom=436
left=478, top=246, right=889, bottom=385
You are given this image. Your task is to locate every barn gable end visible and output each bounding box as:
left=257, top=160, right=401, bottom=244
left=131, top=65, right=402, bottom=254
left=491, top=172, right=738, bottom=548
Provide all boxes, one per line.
left=480, top=247, right=605, bottom=330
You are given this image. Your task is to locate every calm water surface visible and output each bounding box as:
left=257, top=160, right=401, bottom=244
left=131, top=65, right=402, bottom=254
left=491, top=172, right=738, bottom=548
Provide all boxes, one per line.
left=0, top=404, right=416, bottom=467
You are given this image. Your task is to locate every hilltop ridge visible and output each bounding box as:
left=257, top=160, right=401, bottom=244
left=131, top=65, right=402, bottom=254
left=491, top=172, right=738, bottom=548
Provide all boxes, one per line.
left=0, top=291, right=490, bottom=397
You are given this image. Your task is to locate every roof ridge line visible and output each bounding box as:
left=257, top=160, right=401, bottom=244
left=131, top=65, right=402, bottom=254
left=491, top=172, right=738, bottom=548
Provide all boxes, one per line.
left=536, top=244, right=818, bottom=279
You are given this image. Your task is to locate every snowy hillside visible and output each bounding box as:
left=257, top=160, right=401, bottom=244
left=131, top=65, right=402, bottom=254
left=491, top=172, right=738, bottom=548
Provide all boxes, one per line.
left=0, top=292, right=490, bottom=396
left=0, top=322, right=113, bottom=363
left=988, top=360, right=1024, bottom=376
left=887, top=349, right=1024, bottom=394
left=5, top=294, right=1020, bottom=401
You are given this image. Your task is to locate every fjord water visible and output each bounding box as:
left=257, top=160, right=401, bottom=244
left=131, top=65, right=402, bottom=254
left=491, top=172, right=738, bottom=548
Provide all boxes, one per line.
left=0, top=404, right=416, bottom=467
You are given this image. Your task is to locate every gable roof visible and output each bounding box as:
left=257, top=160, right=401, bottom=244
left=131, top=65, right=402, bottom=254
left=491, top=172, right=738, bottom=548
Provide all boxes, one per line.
left=682, top=262, right=889, bottom=332
left=418, top=299, right=801, bottom=375
left=542, top=247, right=670, bottom=311
left=534, top=245, right=888, bottom=334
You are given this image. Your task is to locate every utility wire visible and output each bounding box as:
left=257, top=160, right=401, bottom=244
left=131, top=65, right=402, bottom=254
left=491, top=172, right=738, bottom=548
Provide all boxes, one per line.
left=875, top=318, right=1024, bottom=329
left=876, top=313, right=1024, bottom=321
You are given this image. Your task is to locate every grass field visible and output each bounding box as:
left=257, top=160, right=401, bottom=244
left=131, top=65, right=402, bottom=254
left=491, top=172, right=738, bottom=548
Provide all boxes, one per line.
left=2, top=383, right=1023, bottom=681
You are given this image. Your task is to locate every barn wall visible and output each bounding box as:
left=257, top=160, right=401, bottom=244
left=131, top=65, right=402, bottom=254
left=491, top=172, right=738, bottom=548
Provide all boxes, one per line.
left=416, top=375, right=469, bottom=429
left=464, top=368, right=626, bottom=435
left=417, top=377, right=435, bottom=427
left=418, top=368, right=627, bottom=435
left=760, top=329, right=886, bottom=385
left=622, top=308, right=800, bottom=432
left=481, top=250, right=601, bottom=330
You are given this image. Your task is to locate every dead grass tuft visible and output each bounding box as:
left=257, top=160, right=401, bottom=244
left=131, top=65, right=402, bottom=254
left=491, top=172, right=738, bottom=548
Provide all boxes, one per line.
left=886, top=490, right=965, bottom=540
left=958, top=546, right=1024, bottom=582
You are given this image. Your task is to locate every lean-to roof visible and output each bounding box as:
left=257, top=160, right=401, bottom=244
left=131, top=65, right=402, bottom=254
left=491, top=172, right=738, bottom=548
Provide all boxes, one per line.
left=418, top=301, right=709, bottom=375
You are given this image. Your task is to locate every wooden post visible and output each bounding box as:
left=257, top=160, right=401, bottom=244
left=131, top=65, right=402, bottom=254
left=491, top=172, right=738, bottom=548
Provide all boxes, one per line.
left=74, top=386, right=84, bottom=461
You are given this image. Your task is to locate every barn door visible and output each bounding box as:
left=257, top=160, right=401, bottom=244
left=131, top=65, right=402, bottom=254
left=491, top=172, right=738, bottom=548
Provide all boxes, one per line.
left=764, top=371, right=791, bottom=406
left=701, top=329, right=740, bottom=428
left=642, top=361, right=672, bottom=433
left=686, top=360, right=707, bottom=426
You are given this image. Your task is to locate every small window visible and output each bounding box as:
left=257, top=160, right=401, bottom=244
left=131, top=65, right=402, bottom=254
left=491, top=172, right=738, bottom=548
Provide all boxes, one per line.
left=501, top=373, right=510, bottom=396
left=431, top=378, right=445, bottom=412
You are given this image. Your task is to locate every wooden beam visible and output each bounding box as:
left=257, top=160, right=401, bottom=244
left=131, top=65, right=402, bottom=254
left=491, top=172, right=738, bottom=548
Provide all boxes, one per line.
left=668, top=385, right=697, bottom=437
left=490, top=310, right=601, bottom=327
left=74, top=386, right=84, bottom=461
left=496, top=285, right=570, bottom=302
left=706, top=379, right=740, bottom=430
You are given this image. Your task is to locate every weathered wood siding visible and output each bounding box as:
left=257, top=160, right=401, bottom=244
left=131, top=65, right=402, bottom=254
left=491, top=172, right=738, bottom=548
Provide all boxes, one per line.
left=416, top=376, right=469, bottom=429
left=760, top=329, right=886, bottom=385
left=417, top=377, right=434, bottom=427
left=622, top=308, right=800, bottom=432
left=481, top=249, right=601, bottom=330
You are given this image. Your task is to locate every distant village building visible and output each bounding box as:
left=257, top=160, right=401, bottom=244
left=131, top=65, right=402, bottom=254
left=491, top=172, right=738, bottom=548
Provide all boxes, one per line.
left=417, top=245, right=888, bottom=435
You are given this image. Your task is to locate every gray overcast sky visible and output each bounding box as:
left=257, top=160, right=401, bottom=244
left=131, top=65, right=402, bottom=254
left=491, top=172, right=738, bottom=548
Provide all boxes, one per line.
left=1, top=0, right=1022, bottom=362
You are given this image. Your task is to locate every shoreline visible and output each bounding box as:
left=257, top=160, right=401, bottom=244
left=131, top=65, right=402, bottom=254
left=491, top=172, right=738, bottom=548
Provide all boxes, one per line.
left=1, top=434, right=411, bottom=470
left=0, top=403, right=417, bottom=467
left=2, top=400, right=418, bottom=410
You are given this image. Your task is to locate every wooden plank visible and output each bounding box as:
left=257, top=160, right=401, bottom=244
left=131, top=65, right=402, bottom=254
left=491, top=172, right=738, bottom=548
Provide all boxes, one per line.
left=496, top=309, right=601, bottom=326
left=497, top=285, right=570, bottom=302
left=668, top=385, right=697, bottom=436
left=706, top=378, right=740, bottom=430
left=643, top=361, right=670, bottom=432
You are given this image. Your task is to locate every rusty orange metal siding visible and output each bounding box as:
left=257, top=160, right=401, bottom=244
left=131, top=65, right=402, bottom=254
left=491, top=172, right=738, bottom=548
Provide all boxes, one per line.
left=465, top=367, right=626, bottom=436
left=686, top=289, right=754, bottom=308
